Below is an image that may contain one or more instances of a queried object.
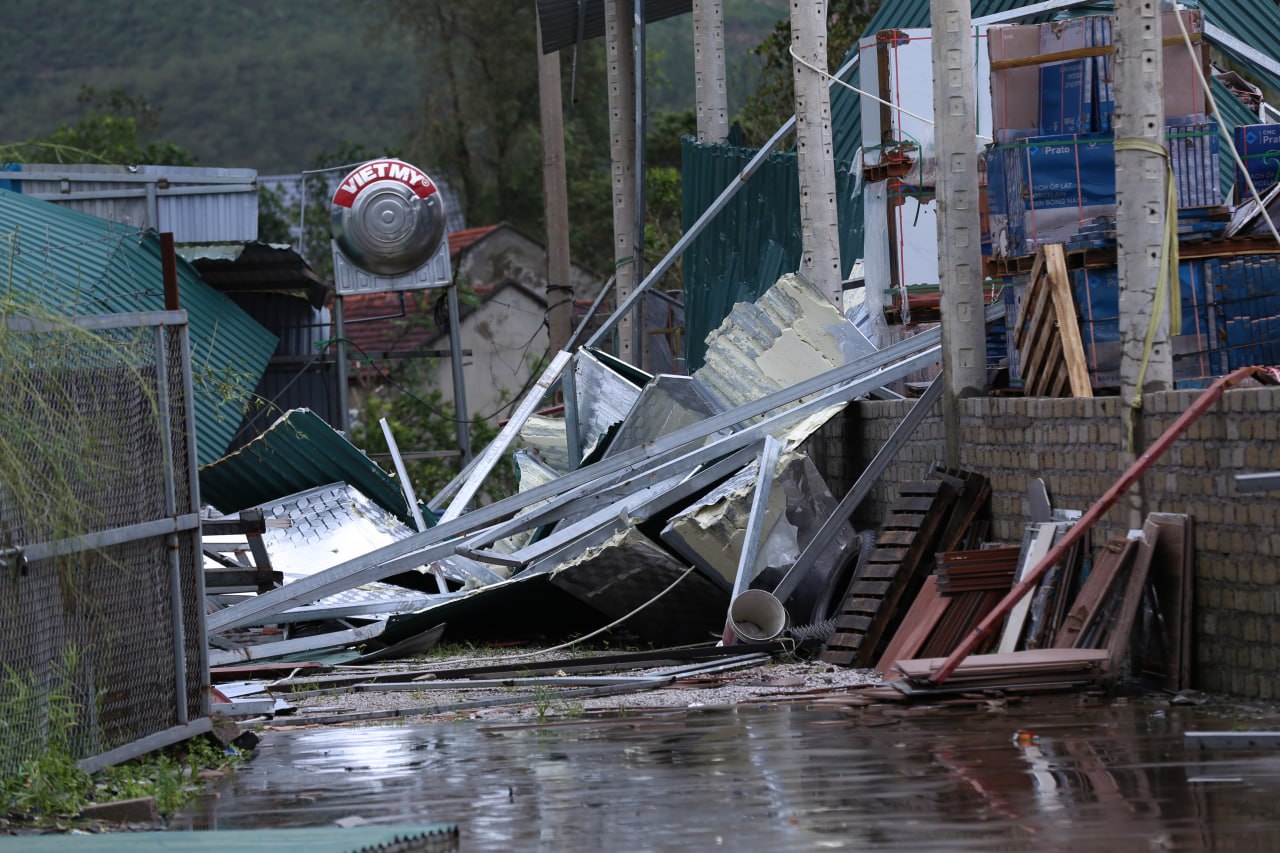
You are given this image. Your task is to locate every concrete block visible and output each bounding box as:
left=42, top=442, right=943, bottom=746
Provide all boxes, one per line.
left=80, top=797, right=158, bottom=824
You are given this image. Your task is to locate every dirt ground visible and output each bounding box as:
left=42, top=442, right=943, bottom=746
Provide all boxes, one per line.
left=258, top=646, right=889, bottom=729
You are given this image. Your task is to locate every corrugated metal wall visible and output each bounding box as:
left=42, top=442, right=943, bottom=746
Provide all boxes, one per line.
left=7, top=164, right=259, bottom=243
left=0, top=188, right=276, bottom=465
left=680, top=137, right=862, bottom=370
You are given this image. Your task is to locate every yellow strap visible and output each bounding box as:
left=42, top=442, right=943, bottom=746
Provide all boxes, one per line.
left=1114, top=137, right=1180, bottom=451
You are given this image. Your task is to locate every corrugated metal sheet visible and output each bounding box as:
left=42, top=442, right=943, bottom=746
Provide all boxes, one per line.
left=8, top=163, right=259, bottom=242
left=0, top=187, right=277, bottom=466
left=680, top=137, right=862, bottom=370
left=198, top=408, right=414, bottom=523
left=536, top=0, right=691, bottom=54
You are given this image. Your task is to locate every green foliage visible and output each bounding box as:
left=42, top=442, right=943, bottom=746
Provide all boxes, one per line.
left=0, top=1, right=421, bottom=173
left=350, top=360, right=515, bottom=506
left=2, top=86, right=194, bottom=166
left=369, top=0, right=545, bottom=236
left=96, top=736, right=243, bottom=817
left=0, top=648, right=94, bottom=819
left=257, top=184, right=294, bottom=246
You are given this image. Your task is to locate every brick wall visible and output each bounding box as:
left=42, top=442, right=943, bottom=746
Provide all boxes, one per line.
left=830, top=386, right=1280, bottom=699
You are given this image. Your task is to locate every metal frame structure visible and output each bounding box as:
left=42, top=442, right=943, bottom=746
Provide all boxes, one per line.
left=3, top=309, right=210, bottom=771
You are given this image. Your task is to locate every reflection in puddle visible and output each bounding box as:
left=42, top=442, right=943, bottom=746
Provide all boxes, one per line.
left=175, top=697, right=1280, bottom=851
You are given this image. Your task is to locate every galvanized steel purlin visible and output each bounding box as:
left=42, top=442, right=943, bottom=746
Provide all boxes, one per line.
left=206, top=310, right=986, bottom=634
left=19, top=514, right=203, bottom=563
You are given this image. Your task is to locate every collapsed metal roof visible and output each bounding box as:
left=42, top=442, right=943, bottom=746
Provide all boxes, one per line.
left=198, top=408, right=416, bottom=524
left=0, top=187, right=277, bottom=466
left=182, top=241, right=332, bottom=308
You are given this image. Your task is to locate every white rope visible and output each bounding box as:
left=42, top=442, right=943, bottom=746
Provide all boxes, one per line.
left=407, top=565, right=701, bottom=674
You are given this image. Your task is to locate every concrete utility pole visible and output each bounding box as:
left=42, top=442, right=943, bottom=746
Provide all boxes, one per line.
left=929, top=0, right=988, bottom=468
left=605, top=0, right=638, bottom=365
left=693, top=0, right=729, bottom=143
left=1115, top=0, right=1172, bottom=402
left=790, top=0, right=843, bottom=309
left=536, top=15, right=574, bottom=353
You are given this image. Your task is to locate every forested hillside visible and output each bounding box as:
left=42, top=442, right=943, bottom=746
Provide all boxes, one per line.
left=0, top=0, right=785, bottom=175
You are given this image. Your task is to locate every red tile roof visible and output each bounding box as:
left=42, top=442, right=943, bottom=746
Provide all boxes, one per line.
left=448, top=225, right=500, bottom=256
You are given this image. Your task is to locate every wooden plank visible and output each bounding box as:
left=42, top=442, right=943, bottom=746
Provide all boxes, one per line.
left=875, top=577, right=950, bottom=675
left=1139, top=514, right=1192, bottom=691
left=998, top=522, right=1061, bottom=654
left=876, top=530, right=922, bottom=547
left=937, top=473, right=991, bottom=554
left=852, top=484, right=958, bottom=667
left=867, top=547, right=910, bottom=564
left=883, top=513, right=928, bottom=530
left=1045, top=244, right=1093, bottom=397
left=859, top=562, right=907, bottom=580
left=1107, top=519, right=1160, bottom=676
left=891, top=496, right=940, bottom=514
left=896, top=480, right=947, bottom=497
left=1016, top=249, right=1048, bottom=349
left=1053, top=538, right=1137, bottom=649
left=894, top=648, right=1111, bottom=680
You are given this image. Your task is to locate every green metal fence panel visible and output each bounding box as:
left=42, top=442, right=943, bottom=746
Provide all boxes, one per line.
left=680, top=137, right=862, bottom=371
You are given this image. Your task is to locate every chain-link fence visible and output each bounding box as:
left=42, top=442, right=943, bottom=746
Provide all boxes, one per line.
left=0, top=310, right=207, bottom=775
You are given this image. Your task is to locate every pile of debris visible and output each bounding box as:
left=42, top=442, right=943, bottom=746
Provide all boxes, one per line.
left=194, top=258, right=1230, bottom=721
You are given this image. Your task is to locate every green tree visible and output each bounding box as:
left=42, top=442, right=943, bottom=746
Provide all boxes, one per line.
left=736, top=1, right=880, bottom=146
left=1, top=86, right=194, bottom=166
left=368, top=0, right=544, bottom=235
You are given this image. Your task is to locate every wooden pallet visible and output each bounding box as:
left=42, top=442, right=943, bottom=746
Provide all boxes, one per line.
left=1016, top=243, right=1093, bottom=398
left=820, top=478, right=958, bottom=667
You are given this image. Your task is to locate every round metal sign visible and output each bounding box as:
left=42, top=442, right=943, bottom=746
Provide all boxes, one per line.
left=330, top=159, right=447, bottom=276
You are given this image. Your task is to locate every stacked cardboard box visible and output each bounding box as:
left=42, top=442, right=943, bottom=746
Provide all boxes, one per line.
left=987, top=10, right=1217, bottom=260
left=1233, top=124, right=1280, bottom=199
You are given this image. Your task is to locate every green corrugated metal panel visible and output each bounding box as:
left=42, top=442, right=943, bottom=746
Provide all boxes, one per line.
left=1212, top=77, right=1258, bottom=198
left=0, top=188, right=276, bottom=466
left=680, top=137, right=862, bottom=371
left=199, top=407, right=421, bottom=524
left=7, top=824, right=459, bottom=853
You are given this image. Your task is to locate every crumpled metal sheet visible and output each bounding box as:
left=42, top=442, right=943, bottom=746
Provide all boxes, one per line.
left=692, top=273, right=875, bottom=416
left=253, top=482, right=414, bottom=585
left=660, top=451, right=855, bottom=623
left=518, top=414, right=571, bottom=474
left=603, top=374, right=727, bottom=459
left=547, top=527, right=727, bottom=645
left=573, top=348, right=644, bottom=457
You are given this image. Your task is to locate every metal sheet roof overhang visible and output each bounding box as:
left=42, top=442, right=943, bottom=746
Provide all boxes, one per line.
left=537, top=0, right=691, bottom=54
left=183, top=242, right=332, bottom=308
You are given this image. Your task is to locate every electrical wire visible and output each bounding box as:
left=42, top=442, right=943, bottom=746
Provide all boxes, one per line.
left=787, top=43, right=995, bottom=143
left=340, top=336, right=553, bottom=426
left=408, top=565, right=700, bottom=669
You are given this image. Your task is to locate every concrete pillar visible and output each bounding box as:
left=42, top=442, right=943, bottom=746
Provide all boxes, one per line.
left=605, top=0, right=638, bottom=364
left=536, top=17, right=574, bottom=354
left=790, top=0, right=843, bottom=309
left=1115, top=0, right=1172, bottom=403
left=929, top=0, right=987, bottom=468
left=693, top=0, right=729, bottom=143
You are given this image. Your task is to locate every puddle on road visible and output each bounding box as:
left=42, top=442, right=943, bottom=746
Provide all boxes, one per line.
left=176, top=696, right=1280, bottom=851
